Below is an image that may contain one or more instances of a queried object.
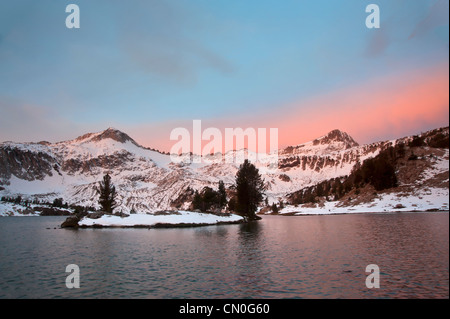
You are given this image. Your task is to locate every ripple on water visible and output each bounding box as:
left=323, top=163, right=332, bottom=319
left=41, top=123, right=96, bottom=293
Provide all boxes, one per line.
left=0, top=214, right=448, bottom=298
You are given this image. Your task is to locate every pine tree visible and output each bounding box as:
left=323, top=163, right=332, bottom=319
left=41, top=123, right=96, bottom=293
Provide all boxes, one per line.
left=228, top=196, right=237, bottom=212
left=192, top=190, right=202, bottom=210
left=316, top=184, right=324, bottom=197
left=52, top=198, right=64, bottom=208
left=235, top=159, right=265, bottom=220
left=218, top=180, right=227, bottom=209
left=271, top=203, right=279, bottom=214
left=201, top=187, right=218, bottom=211
left=97, top=174, right=117, bottom=214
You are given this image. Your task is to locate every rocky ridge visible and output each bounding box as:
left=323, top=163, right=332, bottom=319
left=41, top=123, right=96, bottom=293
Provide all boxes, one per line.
left=0, top=126, right=448, bottom=214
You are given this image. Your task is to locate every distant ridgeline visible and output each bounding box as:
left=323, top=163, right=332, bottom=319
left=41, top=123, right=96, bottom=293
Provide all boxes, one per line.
left=287, top=127, right=449, bottom=205
left=0, top=126, right=448, bottom=214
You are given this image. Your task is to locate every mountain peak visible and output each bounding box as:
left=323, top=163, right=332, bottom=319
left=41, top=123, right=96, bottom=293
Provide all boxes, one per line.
left=280, top=129, right=359, bottom=156
left=313, top=129, right=359, bottom=149
left=92, top=128, right=136, bottom=144
left=72, top=128, right=137, bottom=145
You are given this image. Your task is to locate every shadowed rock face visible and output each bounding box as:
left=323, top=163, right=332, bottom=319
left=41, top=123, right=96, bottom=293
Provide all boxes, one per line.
left=89, top=128, right=137, bottom=145
left=61, top=152, right=135, bottom=175
left=0, top=147, right=57, bottom=184
left=69, top=127, right=137, bottom=145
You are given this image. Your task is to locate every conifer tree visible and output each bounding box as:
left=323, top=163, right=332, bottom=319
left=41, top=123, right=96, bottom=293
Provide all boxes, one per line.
left=192, top=190, right=202, bottom=210
left=271, top=203, right=279, bottom=214
left=218, top=180, right=227, bottom=209
left=97, top=174, right=117, bottom=214
left=235, top=159, right=265, bottom=220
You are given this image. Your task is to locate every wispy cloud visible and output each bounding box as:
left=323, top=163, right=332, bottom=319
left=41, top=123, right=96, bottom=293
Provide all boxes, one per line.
left=0, top=1, right=447, bottom=148
left=364, top=28, right=390, bottom=58
left=0, top=98, right=76, bottom=143
left=409, top=0, right=449, bottom=39
left=117, top=0, right=234, bottom=84
left=0, top=97, right=111, bottom=144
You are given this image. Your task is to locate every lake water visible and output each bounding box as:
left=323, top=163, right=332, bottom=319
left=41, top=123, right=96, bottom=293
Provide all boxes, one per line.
left=0, top=213, right=448, bottom=299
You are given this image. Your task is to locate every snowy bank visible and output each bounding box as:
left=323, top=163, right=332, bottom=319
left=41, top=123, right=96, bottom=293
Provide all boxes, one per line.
left=77, top=211, right=245, bottom=228
left=0, top=202, right=40, bottom=216
left=0, top=202, right=73, bottom=217
left=275, top=187, right=449, bottom=216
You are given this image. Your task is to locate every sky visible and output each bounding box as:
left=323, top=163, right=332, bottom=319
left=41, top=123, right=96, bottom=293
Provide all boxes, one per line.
left=0, top=0, right=448, bottom=152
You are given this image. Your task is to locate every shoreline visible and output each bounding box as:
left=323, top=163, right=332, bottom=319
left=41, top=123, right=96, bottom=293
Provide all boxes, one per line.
left=72, top=210, right=246, bottom=229
left=77, top=219, right=246, bottom=229
left=266, top=209, right=449, bottom=217
left=75, top=210, right=450, bottom=229
left=0, top=208, right=448, bottom=218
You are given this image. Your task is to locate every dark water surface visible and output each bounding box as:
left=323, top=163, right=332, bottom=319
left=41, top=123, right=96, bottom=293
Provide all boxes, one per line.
left=0, top=213, right=448, bottom=298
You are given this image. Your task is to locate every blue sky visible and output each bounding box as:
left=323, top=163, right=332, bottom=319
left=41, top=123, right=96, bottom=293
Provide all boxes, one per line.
left=0, top=0, right=448, bottom=149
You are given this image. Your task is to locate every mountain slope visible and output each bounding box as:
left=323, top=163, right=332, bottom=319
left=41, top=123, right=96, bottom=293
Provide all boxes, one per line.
left=0, top=126, right=448, bottom=214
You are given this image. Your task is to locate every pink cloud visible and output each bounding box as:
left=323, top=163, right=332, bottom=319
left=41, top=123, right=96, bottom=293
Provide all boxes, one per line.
left=134, top=62, right=448, bottom=153
left=273, top=62, right=449, bottom=147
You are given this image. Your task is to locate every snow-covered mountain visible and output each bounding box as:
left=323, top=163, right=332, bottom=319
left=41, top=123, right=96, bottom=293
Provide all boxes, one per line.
left=0, top=126, right=448, bottom=214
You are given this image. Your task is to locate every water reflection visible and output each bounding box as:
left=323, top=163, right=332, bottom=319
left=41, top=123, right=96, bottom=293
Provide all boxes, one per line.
left=232, top=221, right=271, bottom=298
left=238, top=221, right=263, bottom=240
left=0, top=213, right=448, bottom=298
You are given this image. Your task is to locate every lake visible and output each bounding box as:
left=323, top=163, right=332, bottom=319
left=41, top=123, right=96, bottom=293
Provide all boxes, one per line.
left=0, top=213, right=448, bottom=298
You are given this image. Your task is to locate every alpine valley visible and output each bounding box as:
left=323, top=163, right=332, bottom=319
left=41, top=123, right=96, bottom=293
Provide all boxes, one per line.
left=0, top=126, right=448, bottom=216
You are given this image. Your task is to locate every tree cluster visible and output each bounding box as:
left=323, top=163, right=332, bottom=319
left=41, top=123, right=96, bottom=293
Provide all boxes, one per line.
left=0, top=196, right=48, bottom=207
left=1, top=195, right=26, bottom=205
left=0, top=195, right=96, bottom=213
left=348, top=145, right=398, bottom=191
left=52, top=198, right=69, bottom=209
left=289, top=145, right=403, bottom=205
left=192, top=180, right=227, bottom=212
left=191, top=160, right=266, bottom=221
left=427, top=133, right=449, bottom=149
left=289, top=177, right=346, bottom=205
left=408, top=128, right=449, bottom=149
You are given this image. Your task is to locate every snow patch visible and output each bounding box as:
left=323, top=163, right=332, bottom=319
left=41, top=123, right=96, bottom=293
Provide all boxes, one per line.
left=78, top=211, right=244, bottom=227
left=277, top=187, right=449, bottom=215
